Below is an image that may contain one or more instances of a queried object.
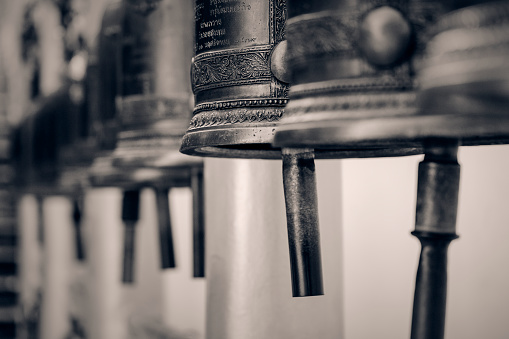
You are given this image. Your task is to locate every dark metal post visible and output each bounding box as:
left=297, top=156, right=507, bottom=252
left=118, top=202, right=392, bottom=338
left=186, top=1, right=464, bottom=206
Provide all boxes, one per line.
left=72, top=198, right=86, bottom=261
left=154, top=187, right=176, bottom=269
left=411, top=142, right=460, bottom=339
left=121, top=189, right=140, bottom=284
left=36, top=196, right=44, bottom=245
left=191, top=166, right=205, bottom=278
left=282, top=148, right=323, bottom=297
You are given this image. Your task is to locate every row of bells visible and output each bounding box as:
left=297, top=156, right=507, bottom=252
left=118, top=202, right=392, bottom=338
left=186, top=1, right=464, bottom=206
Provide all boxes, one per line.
left=9, top=0, right=509, bottom=338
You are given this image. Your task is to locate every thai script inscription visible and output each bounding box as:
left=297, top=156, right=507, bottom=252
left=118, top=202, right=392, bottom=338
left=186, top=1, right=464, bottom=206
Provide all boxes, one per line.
left=209, top=2, right=252, bottom=17
left=195, top=0, right=264, bottom=53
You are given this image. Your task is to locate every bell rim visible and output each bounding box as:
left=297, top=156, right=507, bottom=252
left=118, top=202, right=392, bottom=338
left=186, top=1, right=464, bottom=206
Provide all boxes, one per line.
left=273, top=112, right=509, bottom=153
left=180, top=125, right=282, bottom=160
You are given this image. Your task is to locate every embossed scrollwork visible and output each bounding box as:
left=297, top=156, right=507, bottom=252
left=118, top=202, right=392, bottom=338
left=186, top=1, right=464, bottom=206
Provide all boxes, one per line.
left=191, top=48, right=273, bottom=92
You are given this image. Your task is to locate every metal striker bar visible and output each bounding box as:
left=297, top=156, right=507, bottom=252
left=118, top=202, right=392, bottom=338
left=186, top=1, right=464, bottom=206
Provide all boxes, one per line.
left=121, top=189, right=140, bottom=284
left=282, top=148, right=324, bottom=297
left=411, top=142, right=460, bottom=339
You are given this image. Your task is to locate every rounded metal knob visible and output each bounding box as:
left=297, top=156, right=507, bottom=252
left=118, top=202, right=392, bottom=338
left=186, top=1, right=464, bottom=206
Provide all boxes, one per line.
left=271, top=40, right=291, bottom=84
left=358, top=6, right=412, bottom=67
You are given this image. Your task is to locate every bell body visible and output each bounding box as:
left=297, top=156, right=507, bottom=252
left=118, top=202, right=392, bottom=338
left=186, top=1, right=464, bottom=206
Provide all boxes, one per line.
left=273, top=0, right=447, bottom=157
left=275, top=0, right=509, bottom=150
left=180, top=0, right=289, bottom=159
left=112, top=0, right=194, bottom=169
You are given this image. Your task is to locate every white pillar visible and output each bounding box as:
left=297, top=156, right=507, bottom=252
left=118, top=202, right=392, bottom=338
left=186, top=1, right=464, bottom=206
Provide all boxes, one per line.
left=84, top=187, right=124, bottom=339
left=342, top=155, right=421, bottom=339
left=84, top=187, right=167, bottom=339
left=161, top=187, right=206, bottom=338
left=205, top=158, right=344, bottom=339
left=39, top=196, right=73, bottom=339
left=17, top=194, right=43, bottom=338
left=122, top=188, right=163, bottom=335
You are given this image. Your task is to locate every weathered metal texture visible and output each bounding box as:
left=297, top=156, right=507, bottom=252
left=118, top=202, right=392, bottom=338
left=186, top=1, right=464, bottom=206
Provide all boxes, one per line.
left=410, top=142, right=460, bottom=339
left=180, top=0, right=289, bottom=159
left=282, top=148, right=322, bottom=297
left=415, top=144, right=460, bottom=234
left=411, top=232, right=457, bottom=339
left=273, top=0, right=441, bottom=156
left=111, top=0, right=194, bottom=168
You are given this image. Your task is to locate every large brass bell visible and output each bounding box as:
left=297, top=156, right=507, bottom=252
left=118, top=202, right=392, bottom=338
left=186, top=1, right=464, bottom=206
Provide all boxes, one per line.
left=180, top=0, right=289, bottom=159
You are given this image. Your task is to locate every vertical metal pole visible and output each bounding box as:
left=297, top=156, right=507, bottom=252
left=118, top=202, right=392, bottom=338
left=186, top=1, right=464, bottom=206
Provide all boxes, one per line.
left=121, top=189, right=140, bottom=284
left=72, top=198, right=86, bottom=261
left=191, top=166, right=205, bottom=278
left=36, top=196, right=44, bottom=246
left=282, top=148, right=323, bottom=297
left=154, top=187, right=176, bottom=269
left=411, top=142, right=460, bottom=339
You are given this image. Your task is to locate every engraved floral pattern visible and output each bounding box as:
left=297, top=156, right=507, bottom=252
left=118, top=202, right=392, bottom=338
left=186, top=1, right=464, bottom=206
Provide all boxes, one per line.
left=274, top=0, right=287, bottom=42
left=192, top=51, right=272, bottom=92
left=189, top=108, right=283, bottom=129
left=194, top=98, right=288, bottom=113
left=287, top=13, right=356, bottom=66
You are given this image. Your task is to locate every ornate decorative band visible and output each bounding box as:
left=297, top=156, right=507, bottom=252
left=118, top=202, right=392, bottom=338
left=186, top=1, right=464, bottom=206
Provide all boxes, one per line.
left=290, top=76, right=414, bottom=99
left=271, top=0, right=287, bottom=43
left=286, top=3, right=443, bottom=67
left=191, top=45, right=273, bottom=93
left=193, top=98, right=288, bottom=114
left=284, top=91, right=416, bottom=121
left=189, top=107, right=283, bottom=130
left=286, top=11, right=358, bottom=66
left=119, top=96, right=191, bottom=126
